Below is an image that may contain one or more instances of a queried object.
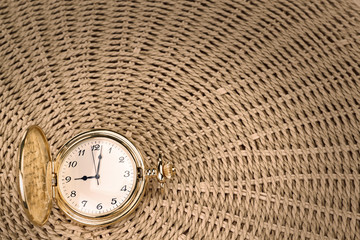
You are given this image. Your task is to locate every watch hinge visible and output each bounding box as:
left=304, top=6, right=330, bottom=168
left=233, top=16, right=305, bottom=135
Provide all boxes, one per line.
left=137, top=167, right=143, bottom=179
left=52, top=173, right=57, bottom=186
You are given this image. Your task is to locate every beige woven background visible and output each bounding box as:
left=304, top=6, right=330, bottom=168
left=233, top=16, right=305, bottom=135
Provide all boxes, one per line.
left=1, top=0, right=360, bottom=239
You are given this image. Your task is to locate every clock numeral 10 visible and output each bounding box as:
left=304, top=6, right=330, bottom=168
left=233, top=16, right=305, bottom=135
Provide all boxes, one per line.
left=111, top=198, right=117, bottom=205
left=96, top=203, right=103, bottom=210
left=81, top=200, right=87, bottom=207
left=68, top=161, right=77, bottom=168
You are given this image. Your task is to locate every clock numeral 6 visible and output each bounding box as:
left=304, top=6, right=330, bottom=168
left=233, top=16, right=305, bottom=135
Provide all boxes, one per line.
left=124, top=170, right=130, bottom=177
left=119, top=156, right=125, bottom=163
left=111, top=198, right=117, bottom=205
left=81, top=200, right=87, bottom=207
left=68, top=161, right=77, bottom=168
left=65, top=176, right=71, bottom=182
left=70, top=190, right=76, bottom=197
left=96, top=203, right=103, bottom=210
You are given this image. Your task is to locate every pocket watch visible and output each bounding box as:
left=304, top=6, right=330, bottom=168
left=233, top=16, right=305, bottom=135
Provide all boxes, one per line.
left=18, top=125, right=176, bottom=226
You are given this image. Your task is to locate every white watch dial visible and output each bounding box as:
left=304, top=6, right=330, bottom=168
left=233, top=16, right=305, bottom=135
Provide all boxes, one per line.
left=58, top=137, right=136, bottom=217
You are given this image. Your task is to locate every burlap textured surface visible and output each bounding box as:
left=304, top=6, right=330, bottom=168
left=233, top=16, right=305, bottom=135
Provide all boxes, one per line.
left=1, top=0, right=360, bottom=239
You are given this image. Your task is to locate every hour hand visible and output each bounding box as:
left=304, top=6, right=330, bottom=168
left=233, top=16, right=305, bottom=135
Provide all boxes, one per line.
left=74, top=175, right=97, bottom=181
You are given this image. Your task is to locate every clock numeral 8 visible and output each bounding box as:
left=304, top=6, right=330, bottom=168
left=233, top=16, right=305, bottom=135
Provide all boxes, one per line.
left=70, top=190, right=76, bottom=197
left=96, top=203, right=103, bottom=210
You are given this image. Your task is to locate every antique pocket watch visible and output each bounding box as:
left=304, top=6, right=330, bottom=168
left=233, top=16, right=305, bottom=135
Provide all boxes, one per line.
left=18, top=126, right=175, bottom=226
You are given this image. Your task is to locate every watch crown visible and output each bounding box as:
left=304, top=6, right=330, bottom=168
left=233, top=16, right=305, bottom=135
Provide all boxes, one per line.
left=163, top=163, right=176, bottom=179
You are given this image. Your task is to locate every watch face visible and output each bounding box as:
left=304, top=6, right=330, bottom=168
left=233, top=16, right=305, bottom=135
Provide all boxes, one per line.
left=58, top=137, right=137, bottom=217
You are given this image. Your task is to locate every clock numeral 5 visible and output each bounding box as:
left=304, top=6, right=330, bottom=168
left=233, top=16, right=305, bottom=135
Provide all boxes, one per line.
left=111, top=198, right=117, bottom=205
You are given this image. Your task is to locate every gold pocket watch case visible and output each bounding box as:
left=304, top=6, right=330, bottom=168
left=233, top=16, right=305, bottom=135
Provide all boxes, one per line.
left=18, top=126, right=175, bottom=226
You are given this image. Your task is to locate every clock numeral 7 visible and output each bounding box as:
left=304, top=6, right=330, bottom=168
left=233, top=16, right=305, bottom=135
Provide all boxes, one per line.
left=81, top=200, right=87, bottom=207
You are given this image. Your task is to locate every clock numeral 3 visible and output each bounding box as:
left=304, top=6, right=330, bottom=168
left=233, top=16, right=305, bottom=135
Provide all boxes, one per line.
left=68, top=161, right=77, bottom=168
left=70, top=190, right=76, bottom=197
left=96, top=203, right=103, bottom=210
left=81, top=200, right=87, bottom=207
left=124, top=170, right=130, bottom=177
left=111, top=198, right=117, bottom=205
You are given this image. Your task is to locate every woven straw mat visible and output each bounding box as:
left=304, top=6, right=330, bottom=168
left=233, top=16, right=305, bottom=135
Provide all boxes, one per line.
left=1, top=0, right=360, bottom=239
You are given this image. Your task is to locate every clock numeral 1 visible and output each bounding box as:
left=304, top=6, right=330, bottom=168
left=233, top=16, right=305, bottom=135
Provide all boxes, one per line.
left=111, top=198, right=117, bottom=205
left=119, top=156, right=125, bottom=163
left=65, top=176, right=71, bottom=182
left=78, top=149, right=85, bottom=156
left=68, top=161, right=77, bottom=168
left=109, top=147, right=112, bottom=154
left=121, top=185, right=127, bottom=191
left=70, top=190, right=76, bottom=197
left=96, top=203, right=103, bottom=210
left=81, top=200, right=87, bottom=207
left=124, top=170, right=130, bottom=177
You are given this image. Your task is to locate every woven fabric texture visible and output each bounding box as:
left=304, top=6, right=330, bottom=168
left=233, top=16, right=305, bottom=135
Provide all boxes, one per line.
left=1, top=0, right=360, bottom=239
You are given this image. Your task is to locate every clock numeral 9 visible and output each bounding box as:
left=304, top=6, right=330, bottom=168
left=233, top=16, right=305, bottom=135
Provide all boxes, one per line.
left=119, top=156, right=125, bottom=163
left=70, top=190, right=76, bottom=197
left=111, top=198, right=117, bottom=205
left=68, top=161, right=77, bottom=168
left=124, top=170, right=130, bottom=177
left=81, top=200, right=87, bottom=207
left=65, top=176, right=71, bottom=183
left=96, top=203, right=103, bottom=210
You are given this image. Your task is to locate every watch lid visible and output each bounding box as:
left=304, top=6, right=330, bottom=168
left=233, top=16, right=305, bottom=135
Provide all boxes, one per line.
left=18, top=125, right=53, bottom=226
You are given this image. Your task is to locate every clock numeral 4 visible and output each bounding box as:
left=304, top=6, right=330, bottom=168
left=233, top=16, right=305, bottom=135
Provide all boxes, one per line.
left=70, top=190, right=76, bottom=197
left=96, top=203, right=103, bottom=210
left=111, top=198, right=117, bottom=205
left=81, top=200, right=87, bottom=207
left=121, top=185, right=127, bottom=191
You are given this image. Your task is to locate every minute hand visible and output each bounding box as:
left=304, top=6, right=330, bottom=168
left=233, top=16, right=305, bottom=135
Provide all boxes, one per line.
left=91, top=146, right=99, bottom=185
left=95, top=145, right=103, bottom=185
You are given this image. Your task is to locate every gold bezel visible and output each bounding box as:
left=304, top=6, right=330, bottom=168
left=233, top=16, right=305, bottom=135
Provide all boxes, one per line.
left=54, top=129, right=147, bottom=226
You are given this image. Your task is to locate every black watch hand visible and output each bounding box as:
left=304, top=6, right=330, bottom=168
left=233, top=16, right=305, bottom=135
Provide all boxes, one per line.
left=91, top=146, right=99, bottom=185
left=95, top=145, right=103, bottom=185
left=74, top=175, right=99, bottom=181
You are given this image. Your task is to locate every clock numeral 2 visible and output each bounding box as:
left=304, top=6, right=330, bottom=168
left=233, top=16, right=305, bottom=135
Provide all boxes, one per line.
left=68, top=161, right=77, bottom=168
left=119, top=156, right=124, bottom=163
left=81, top=200, right=87, bottom=207
left=96, top=203, right=103, bottom=210
left=111, top=198, right=117, bottom=205
left=70, top=190, right=76, bottom=197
